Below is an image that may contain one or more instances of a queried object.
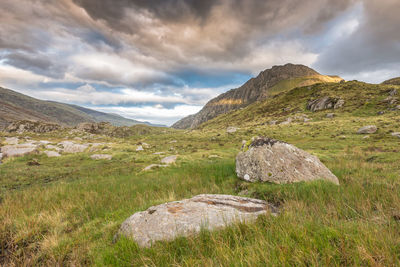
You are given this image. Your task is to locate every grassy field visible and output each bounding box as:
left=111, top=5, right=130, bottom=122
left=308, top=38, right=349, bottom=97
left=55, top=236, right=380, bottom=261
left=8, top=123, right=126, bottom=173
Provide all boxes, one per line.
left=1, top=81, right=400, bottom=266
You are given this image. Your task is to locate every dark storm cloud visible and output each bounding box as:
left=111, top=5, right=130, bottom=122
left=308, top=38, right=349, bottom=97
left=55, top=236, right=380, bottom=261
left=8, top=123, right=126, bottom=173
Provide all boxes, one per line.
left=315, top=0, right=400, bottom=79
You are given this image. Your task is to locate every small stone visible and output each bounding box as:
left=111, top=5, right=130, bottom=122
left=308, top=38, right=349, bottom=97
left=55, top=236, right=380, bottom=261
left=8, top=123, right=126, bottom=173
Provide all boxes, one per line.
left=136, top=145, right=144, bottom=151
left=91, top=154, right=112, bottom=160
left=161, top=155, right=177, bottom=165
left=227, top=126, right=238, bottom=133
left=326, top=113, right=335, bottom=118
left=43, top=151, right=61, bottom=157
left=357, top=125, right=377, bottom=134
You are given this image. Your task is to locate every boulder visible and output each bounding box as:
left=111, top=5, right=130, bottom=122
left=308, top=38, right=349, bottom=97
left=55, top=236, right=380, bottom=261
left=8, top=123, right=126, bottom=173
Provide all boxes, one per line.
left=58, top=141, right=88, bottom=153
left=45, top=144, right=61, bottom=151
left=307, top=97, right=344, bottom=112
left=236, top=137, right=339, bottom=185
left=43, top=151, right=61, bottom=157
left=116, top=194, right=277, bottom=247
left=389, top=89, right=398, bottom=96
left=1, top=143, right=38, bottom=158
left=4, top=137, right=19, bottom=145
left=227, top=127, right=238, bottom=133
left=136, top=145, right=144, bottom=151
left=357, top=125, right=377, bottom=134
left=91, top=154, right=112, bottom=160
left=161, top=155, right=177, bottom=165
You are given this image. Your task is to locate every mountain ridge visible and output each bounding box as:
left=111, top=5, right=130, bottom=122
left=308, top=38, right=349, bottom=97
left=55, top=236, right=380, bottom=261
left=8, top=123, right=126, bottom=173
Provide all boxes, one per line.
left=172, top=63, right=343, bottom=129
left=0, top=86, right=162, bottom=129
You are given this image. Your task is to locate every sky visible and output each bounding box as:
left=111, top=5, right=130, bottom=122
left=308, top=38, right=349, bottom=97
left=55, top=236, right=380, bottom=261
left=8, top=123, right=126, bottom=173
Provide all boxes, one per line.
left=0, top=0, right=399, bottom=126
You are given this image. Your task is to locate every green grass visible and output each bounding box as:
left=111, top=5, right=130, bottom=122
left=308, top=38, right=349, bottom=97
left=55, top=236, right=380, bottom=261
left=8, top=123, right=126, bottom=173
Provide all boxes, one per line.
left=1, top=81, right=400, bottom=266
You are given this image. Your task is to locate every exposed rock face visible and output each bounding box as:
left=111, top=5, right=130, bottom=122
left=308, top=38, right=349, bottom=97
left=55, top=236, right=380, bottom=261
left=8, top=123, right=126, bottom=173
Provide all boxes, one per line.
left=357, top=125, right=377, bottom=134
left=172, top=64, right=343, bottom=129
left=307, top=97, right=344, bottom=112
left=6, top=120, right=61, bottom=133
left=76, top=122, right=113, bottom=134
left=90, top=154, right=112, bottom=160
left=1, top=143, right=38, bottom=158
left=236, top=137, right=339, bottom=185
left=116, top=194, right=277, bottom=247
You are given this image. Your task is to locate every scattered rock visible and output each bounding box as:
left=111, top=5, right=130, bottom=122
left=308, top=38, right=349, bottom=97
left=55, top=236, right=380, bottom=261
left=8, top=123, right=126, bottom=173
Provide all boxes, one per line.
left=227, top=126, right=238, bottom=133
left=279, top=117, right=292, bottom=125
left=141, top=142, right=150, bottom=148
left=1, top=143, right=38, bottom=158
left=136, top=145, right=144, bottom=151
left=59, top=141, right=88, bottom=153
left=161, top=155, right=178, bottom=165
left=357, top=125, right=377, bottom=134
left=269, top=120, right=277, bottom=125
left=43, top=151, right=61, bottom=157
left=143, top=164, right=167, bottom=171
left=73, top=137, right=83, bottom=141
left=169, top=140, right=177, bottom=143
left=307, top=97, right=344, bottom=112
left=391, top=132, right=400, bottom=138
left=377, top=111, right=385, bottom=115
left=389, top=89, right=398, bottom=96
left=382, top=96, right=398, bottom=105
left=396, top=105, right=400, bottom=110
left=153, top=152, right=165, bottom=155
left=115, top=194, right=277, bottom=247
left=45, top=144, right=61, bottom=151
left=362, top=135, right=370, bottom=139
left=4, top=137, right=19, bottom=145
left=208, top=155, right=221, bottom=159
left=326, top=113, right=335, bottom=118
left=91, top=154, right=112, bottom=160
left=236, top=137, right=339, bottom=185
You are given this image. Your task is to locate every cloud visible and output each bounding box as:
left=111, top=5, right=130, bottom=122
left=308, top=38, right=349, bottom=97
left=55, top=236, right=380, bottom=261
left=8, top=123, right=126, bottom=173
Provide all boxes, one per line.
left=1, top=0, right=399, bottom=124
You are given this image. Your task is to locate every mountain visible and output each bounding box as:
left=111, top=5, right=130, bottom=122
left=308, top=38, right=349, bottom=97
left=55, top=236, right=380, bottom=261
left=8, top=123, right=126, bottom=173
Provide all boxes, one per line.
left=382, top=77, right=400, bottom=85
left=0, top=86, right=160, bottom=129
left=172, top=63, right=343, bottom=129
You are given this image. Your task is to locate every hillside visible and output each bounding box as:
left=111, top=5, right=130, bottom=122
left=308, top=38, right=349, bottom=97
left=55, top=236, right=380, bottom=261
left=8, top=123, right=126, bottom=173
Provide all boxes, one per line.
left=0, top=87, right=158, bottom=129
left=172, top=63, right=343, bottom=129
left=382, top=77, right=400, bottom=85
left=199, top=80, right=399, bottom=130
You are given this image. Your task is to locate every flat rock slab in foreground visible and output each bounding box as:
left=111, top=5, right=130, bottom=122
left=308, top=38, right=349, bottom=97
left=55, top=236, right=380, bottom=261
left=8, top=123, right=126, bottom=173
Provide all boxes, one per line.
left=236, top=137, right=339, bottom=185
left=116, top=194, right=277, bottom=247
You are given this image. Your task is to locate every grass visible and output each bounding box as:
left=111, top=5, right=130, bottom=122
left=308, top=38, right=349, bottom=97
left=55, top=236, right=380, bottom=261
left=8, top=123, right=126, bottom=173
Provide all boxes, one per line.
left=1, top=81, right=400, bottom=266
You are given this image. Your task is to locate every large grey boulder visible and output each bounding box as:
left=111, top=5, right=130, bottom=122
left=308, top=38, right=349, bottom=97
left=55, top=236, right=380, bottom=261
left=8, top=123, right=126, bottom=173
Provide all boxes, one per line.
left=116, top=194, right=277, bottom=247
left=1, top=143, right=38, bottom=158
left=236, top=137, right=339, bottom=185
left=357, top=125, right=377, bottom=134
left=307, top=97, right=344, bottom=112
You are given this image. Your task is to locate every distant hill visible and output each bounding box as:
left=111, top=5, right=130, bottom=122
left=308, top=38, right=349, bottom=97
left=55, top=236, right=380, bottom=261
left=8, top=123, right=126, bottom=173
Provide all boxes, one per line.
left=172, top=63, right=343, bottom=129
left=382, top=77, right=400, bottom=86
left=0, top=86, right=162, bottom=129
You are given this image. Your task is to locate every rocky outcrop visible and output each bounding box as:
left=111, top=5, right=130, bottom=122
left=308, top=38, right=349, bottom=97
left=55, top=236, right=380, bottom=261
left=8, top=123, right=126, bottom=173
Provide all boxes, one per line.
left=357, top=125, right=377, bottom=134
left=6, top=120, right=61, bottom=133
left=382, top=77, right=400, bottom=86
left=172, top=64, right=343, bottom=129
left=115, top=194, right=277, bottom=247
left=75, top=122, right=113, bottom=134
left=236, top=137, right=339, bottom=185
left=307, top=97, right=344, bottom=112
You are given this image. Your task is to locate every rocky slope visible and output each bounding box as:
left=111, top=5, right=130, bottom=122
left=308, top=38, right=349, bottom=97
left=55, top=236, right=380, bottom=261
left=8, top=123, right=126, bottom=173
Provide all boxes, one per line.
left=172, top=64, right=343, bottom=129
left=0, top=87, right=159, bottom=129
